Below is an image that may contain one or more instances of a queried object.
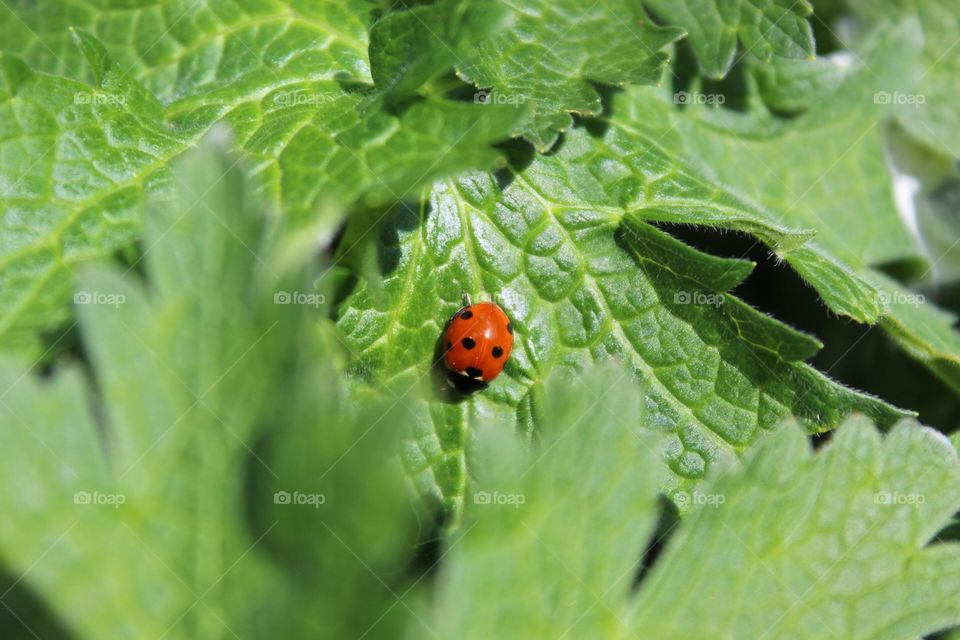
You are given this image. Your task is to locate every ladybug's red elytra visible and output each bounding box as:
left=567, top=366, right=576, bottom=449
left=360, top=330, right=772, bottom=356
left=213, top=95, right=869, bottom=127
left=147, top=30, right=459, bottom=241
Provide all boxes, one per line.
left=443, top=300, right=513, bottom=383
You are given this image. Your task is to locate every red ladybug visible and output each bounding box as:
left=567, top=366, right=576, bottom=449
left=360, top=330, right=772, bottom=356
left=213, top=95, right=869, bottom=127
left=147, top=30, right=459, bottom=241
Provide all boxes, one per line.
left=443, top=300, right=513, bottom=383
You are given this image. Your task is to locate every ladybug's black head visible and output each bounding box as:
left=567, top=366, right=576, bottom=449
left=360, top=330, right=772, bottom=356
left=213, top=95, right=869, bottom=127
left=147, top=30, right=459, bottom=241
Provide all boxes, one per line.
left=445, top=369, right=488, bottom=394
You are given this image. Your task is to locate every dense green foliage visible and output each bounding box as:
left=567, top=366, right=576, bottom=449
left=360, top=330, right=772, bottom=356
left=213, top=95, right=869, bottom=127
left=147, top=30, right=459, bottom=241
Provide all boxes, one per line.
left=1, top=1, right=959, bottom=638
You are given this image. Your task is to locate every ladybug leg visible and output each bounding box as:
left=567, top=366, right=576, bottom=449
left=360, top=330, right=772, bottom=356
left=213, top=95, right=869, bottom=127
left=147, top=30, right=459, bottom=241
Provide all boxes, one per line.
left=461, top=290, right=472, bottom=306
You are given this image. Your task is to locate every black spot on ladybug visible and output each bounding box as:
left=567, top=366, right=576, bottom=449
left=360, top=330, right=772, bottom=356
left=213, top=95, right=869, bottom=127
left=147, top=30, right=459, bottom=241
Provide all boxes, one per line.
left=507, top=322, right=513, bottom=334
left=447, top=341, right=452, bottom=349
left=462, top=337, right=476, bottom=350
left=465, top=367, right=483, bottom=378
left=460, top=309, right=474, bottom=319
left=492, top=346, right=504, bottom=358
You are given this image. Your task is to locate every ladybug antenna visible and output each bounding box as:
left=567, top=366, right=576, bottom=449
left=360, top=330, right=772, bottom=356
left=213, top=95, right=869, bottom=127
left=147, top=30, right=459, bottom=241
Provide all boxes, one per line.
left=461, top=290, right=472, bottom=306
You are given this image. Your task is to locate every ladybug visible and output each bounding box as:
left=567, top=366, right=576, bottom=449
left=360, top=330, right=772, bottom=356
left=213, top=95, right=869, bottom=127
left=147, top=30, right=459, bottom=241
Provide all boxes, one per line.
left=443, top=298, right=513, bottom=384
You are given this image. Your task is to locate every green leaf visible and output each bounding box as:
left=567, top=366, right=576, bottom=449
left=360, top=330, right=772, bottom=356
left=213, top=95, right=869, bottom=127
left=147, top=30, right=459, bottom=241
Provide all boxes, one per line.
left=602, top=19, right=960, bottom=391
left=369, top=0, right=508, bottom=98
left=0, top=0, right=374, bottom=101
left=750, top=55, right=847, bottom=112
left=0, top=40, right=185, bottom=354
left=0, top=5, right=526, bottom=354
left=338, top=144, right=907, bottom=514
left=629, top=417, right=960, bottom=638
left=844, top=1, right=960, bottom=295
left=432, top=368, right=665, bottom=638
left=875, top=272, right=960, bottom=394
left=452, top=0, right=684, bottom=150
left=848, top=0, right=960, bottom=159
left=0, top=142, right=419, bottom=639
left=642, top=0, right=815, bottom=79
left=430, top=405, right=960, bottom=639
left=615, top=18, right=926, bottom=278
